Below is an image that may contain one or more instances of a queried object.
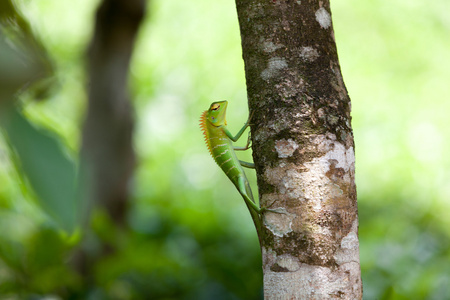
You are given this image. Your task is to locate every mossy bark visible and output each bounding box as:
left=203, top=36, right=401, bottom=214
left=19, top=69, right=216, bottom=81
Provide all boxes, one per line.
left=235, top=0, right=362, bottom=298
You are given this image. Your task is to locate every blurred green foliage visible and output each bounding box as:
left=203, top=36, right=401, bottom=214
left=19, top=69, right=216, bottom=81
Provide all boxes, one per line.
left=0, top=0, right=449, bottom=299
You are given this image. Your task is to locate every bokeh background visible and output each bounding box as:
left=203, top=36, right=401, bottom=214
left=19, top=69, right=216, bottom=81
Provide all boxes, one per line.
left=1, top=0, right=449, bottom=299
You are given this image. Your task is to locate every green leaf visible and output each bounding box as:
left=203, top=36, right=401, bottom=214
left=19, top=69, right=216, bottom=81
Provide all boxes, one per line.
left=1, top=106, right=77, bottom=232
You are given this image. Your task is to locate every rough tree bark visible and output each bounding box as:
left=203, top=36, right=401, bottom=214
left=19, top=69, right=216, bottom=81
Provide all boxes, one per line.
left=234, top=0, right=362, bottom=298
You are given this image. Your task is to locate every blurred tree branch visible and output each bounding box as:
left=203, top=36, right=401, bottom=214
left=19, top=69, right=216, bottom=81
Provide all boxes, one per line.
left=74, top=0, right=146, bottom=280
left=80, top=0, right=146, bottom=225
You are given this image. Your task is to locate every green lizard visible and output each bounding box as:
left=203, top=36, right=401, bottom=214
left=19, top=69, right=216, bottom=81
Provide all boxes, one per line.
left=200, top=100, right=263, bottom=236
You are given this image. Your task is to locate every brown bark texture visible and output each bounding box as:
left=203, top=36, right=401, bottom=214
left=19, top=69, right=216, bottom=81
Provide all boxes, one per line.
left=234, top=0, right=362, bottom=298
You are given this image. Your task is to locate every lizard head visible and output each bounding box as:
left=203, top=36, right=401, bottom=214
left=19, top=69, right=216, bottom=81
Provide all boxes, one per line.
left=206, top=100, right=228, bottom=126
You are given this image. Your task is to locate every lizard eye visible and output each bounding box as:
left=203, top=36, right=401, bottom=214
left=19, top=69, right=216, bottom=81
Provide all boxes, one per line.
left=211, top=104, right=220, bottom=111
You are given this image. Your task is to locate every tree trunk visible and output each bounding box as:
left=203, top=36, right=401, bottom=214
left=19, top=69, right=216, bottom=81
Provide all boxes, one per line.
left=80, top=0, right=145, bottom=226
left=234, top=0, right=362, bottom=298
left=74, top=0, right=145, bottom=280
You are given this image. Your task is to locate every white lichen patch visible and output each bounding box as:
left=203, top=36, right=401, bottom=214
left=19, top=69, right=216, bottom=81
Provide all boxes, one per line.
left=264, top=134, right=354, bottom=209
left=262, top=41, right=284, bottom=53
left=261, top=57, right=288, bottom=80
left=264, top=165, right=306, bottom=201
left=275, top=254, right=300, bottom=272
left=264, top=262, right=352, bottom=299
left=264, top=208, right=294, bottom=237
left=314, top=133, right=355, bottom=174
left=334, top=219, right=360, bottom=266
left=299, top=46, right=319, bottom=62
left=283, top=169, right=306, bottom=200
left=262, top=247, right=277, bottom=267
left=341, top=232, right=358, bottom=250
left=315, top=7, right=331, bottom=29
left=275, top=139, right=299, bottom=158
left=262, top=134, right=361, bottom=299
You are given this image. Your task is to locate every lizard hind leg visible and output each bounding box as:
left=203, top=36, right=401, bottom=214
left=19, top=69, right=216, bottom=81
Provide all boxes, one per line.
left=237, top=176, right=283, bottom=215
left=237, top=176, right=261, bottom=214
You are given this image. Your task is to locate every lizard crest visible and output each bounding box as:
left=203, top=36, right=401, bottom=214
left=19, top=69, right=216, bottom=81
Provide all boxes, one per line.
left=199, top=100, right=228, bottom=157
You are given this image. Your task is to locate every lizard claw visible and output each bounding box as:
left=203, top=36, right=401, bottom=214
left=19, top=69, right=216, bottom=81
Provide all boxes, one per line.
left=260, top=199, right=286, bottom=214
left=260, top=206, right=285, bottom=215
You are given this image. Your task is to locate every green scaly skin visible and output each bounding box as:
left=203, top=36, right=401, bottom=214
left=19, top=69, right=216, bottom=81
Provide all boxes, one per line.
left=200, top=101, right=262, bottom=236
